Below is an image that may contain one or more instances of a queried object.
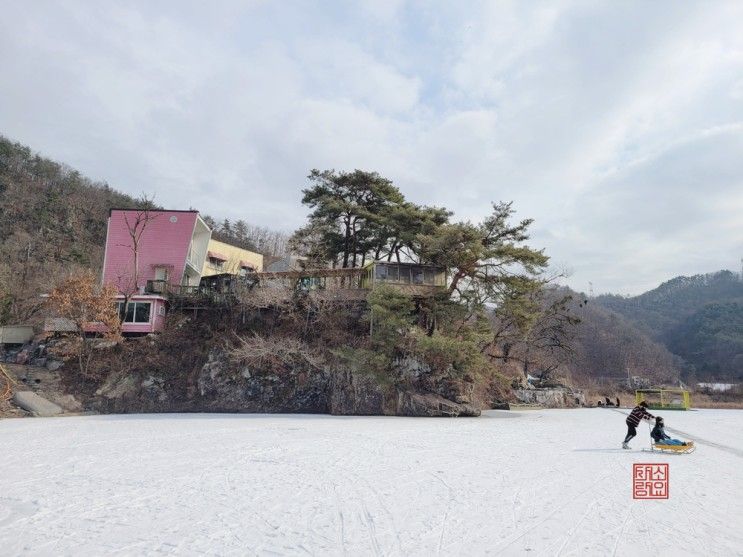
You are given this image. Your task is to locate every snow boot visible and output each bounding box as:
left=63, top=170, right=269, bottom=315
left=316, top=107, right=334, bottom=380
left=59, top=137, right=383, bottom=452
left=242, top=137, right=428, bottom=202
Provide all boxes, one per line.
left=622, top=442, right=630, bottom=449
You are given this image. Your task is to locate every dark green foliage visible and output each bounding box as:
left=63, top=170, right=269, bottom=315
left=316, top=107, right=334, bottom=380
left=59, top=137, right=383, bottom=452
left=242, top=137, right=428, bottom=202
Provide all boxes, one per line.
left=410, top=331, right=489, bottom=379
left=290, top=169, right=450, bottom=267
left=289, top=169, right=565, bottom=396
left=419, top=201, right=549, bottom=309
left=667, top=302, right=743, bottom=380
left=596, top=271, right=743, bottom=381
left=367, top=285, right=415, bottom=356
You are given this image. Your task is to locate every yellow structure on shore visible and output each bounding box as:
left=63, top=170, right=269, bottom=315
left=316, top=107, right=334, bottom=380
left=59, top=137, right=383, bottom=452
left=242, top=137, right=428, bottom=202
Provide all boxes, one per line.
left=635, top=389, right=691, bottom=410
left=201, top=239, right=263, bottom=277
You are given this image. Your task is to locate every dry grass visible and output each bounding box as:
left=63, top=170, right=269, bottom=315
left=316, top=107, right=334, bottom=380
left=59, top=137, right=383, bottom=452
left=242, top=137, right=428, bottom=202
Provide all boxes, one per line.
left=228, top=334, right=324, bottom=374
left=689, top=392, right=743, bottom=409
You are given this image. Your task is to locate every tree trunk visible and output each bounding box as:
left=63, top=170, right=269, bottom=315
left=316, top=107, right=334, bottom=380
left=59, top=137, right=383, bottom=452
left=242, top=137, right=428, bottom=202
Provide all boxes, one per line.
left=342, top=216, right=350, bottom=268
left=447, top=270, right=466, bottom=296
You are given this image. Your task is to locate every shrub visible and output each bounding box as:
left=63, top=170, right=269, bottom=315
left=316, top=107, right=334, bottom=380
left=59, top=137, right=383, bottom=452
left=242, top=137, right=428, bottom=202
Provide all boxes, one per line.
left=410, top=330, right=490, bottom=379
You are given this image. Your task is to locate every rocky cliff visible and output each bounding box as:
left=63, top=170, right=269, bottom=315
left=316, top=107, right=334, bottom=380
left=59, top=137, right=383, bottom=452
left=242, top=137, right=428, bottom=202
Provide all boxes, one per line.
left=90, top=348, right=480, bottom=417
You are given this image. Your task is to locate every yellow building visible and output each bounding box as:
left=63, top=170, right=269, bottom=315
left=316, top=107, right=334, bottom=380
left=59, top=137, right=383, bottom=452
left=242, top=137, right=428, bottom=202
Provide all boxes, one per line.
left=201, top=239, right=263, bottom=277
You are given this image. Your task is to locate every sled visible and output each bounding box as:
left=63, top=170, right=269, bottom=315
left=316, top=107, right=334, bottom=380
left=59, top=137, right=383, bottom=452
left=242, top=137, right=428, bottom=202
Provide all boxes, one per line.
left=644, top=440, right=695, bottom=454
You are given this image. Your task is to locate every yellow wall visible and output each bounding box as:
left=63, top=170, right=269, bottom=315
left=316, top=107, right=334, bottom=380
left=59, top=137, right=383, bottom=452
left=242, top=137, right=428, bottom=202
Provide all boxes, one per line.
left=201, top=239, right=263, bottom=277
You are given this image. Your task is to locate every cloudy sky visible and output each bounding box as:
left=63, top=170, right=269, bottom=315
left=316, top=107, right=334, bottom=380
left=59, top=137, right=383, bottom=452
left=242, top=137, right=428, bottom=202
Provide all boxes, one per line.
left=1, top=1, right=742, bottom=294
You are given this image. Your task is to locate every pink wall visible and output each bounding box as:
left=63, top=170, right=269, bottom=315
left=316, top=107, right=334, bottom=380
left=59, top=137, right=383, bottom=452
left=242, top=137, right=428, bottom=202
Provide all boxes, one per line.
left=102, top=210, right=198, bottom=294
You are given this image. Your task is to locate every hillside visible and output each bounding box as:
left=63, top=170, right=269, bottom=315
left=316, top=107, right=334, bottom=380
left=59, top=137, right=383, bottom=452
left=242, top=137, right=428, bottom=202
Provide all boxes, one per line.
left=596, top=271, right=743, bottom=381
left=528, top=289, right=680, bottom=387
left=564, top=296, right=680, bottom=385
left=0, top=136, right=144, bottom=325
left=0, top=135, right=710, bottom=393
left=0, top=136, right=288, bottom=326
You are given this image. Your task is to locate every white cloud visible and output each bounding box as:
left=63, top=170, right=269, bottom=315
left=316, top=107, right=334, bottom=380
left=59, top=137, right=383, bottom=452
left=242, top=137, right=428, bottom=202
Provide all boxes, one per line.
left=1, top=0, right=742, bottom=294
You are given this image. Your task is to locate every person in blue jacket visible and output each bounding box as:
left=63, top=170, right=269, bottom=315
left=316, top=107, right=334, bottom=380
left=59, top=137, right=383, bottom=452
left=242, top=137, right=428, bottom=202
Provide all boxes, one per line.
left=651, top=416, right=688, bottom=446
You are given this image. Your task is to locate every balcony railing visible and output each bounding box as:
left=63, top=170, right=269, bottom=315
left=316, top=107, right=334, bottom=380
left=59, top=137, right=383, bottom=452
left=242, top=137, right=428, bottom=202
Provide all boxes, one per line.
left=146, top=279, right=168, bottom=294
left=145, top=280, right=200, bottom=297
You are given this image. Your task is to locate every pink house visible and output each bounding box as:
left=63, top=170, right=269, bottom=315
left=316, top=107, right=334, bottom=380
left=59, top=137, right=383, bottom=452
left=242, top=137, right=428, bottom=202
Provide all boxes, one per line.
left=101, top=209, right=212, bottom=334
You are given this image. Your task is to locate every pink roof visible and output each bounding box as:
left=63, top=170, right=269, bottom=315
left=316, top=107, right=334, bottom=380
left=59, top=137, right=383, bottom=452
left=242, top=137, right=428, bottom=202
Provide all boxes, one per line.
left=102, top=209, right=199, bottom=294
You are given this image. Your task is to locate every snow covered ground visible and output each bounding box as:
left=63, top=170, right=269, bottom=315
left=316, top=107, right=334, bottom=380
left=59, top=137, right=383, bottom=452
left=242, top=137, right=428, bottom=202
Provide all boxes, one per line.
left=1, top=408, right=742, bottom=556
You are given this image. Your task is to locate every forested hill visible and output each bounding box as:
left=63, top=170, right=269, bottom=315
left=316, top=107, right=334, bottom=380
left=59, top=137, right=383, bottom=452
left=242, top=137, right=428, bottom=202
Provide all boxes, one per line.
left=0, top=136, right=146, bottom=324
left=596, top=271, right=743, bottom=381
left=0, top=135, right=287, bottom=325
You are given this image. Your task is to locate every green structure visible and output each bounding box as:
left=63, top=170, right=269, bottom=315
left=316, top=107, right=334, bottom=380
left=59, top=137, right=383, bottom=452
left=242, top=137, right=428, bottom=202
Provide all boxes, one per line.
left=635, top=389, right=691, bottom=410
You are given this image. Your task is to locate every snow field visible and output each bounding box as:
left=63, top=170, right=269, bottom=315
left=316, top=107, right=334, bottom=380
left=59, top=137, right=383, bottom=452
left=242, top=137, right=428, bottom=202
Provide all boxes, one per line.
left=1, top=409, right=742, bottom=556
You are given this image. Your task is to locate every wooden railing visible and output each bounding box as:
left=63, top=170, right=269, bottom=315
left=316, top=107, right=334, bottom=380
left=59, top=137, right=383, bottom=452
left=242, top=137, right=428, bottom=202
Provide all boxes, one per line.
left=145, top=281, right=200, bottom=297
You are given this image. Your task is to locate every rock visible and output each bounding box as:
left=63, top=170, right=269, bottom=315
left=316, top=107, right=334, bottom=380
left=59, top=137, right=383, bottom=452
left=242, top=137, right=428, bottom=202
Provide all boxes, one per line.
left=514, top=387, right=584, bottom=408
left=15, top=350, right=29, bottom=365
left=329, top=370, right=390, bottom=415
left=31, top=357, right=47, bottom=368
left=46, top=360, right=64, bottom=371
left=85, top=348, right=484, bottom=418
left=92, top=340, right=117, bottom=350
left=52, top=394, right=83, bottom=412
left=12, top=391, right=64, bottom=417
left=96, top=374, right=138, bottom=399
left=398, top=392, right=480, bottom=417
left=141, top=376, right=168, bottom=402
left=491, top=402, right=511, bottom=410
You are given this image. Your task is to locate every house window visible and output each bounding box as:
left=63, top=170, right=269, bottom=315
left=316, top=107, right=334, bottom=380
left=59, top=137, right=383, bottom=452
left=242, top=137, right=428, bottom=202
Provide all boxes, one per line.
left=238, top=261, right=255, bottom=277
left=412, top=267, right=425, bottom=284
left=116, top=302, right=152, bottom=323
left=207, top=251, right=228, bottom=270
left=208, top=257, right=224, bottom=270
left=154, top=267, right=169, bottom=281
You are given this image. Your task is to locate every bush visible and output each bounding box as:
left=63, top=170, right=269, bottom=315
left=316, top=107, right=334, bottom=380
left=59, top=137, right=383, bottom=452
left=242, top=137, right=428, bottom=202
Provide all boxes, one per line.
left=366, top=285, right=414, bottom=355
left=410, top=330, right=490, bottom=378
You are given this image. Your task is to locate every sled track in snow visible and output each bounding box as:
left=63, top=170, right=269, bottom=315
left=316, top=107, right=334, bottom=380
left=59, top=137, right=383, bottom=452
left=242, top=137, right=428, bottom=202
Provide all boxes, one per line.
left=610, top=408, right=743, bottom=458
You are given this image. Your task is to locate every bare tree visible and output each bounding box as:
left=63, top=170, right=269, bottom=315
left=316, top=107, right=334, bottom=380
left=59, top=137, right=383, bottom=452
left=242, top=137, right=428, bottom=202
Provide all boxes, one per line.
left=116, top=195, right=157, bottom=317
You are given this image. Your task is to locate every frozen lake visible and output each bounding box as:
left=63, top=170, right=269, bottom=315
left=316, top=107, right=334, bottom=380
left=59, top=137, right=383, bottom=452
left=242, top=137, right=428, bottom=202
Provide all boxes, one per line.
left=1, top=408, right=742, bottom=556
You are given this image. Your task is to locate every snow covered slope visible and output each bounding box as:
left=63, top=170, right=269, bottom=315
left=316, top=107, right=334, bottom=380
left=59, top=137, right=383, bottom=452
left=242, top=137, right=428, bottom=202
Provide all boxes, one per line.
left=1, top=409, right=742, bottom=556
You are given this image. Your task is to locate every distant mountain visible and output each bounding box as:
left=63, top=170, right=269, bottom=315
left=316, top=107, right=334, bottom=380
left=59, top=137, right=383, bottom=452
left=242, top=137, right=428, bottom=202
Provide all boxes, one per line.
left=595, top=271, right=743, bottom=381
left=550, top=289, right=681, bottom=386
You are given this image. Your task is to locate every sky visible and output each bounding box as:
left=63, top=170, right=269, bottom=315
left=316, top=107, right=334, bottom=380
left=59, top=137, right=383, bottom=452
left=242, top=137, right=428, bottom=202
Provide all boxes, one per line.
left=1, top=1, right=742, bottom=295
